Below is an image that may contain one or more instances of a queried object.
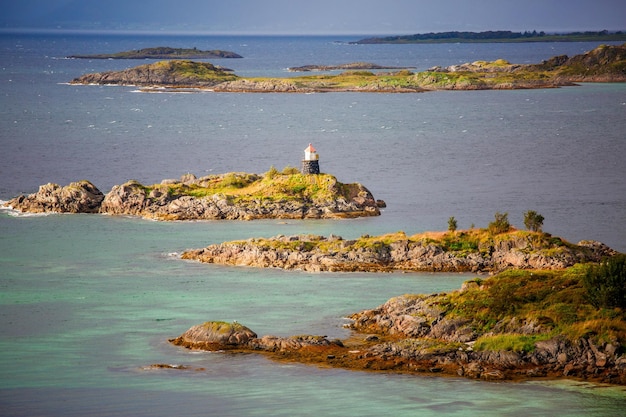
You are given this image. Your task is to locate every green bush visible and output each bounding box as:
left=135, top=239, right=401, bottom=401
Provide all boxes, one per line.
left=265, top=165, right=279, bottom=179
left=448, top=216, right=458, bottom=232
left=281, top=166, right=300, bottom=175
left=582, top=254, right=626, bottom=309
left=488, top=212, right=510, bottom=234
left=524, top=210, right=545, bottom=232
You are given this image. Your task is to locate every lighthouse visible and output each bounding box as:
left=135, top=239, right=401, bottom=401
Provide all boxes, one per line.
left=301, top=143, right=320, bottom=174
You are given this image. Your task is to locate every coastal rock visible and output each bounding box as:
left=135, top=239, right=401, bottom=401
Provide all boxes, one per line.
left=345, top=294, right=626, bottom=384
left=71, top=60, right=238, bottom=87
left=170, top=322, right=338, bottom=353
left=99, top=180, right=149, bottom=215
left=249, top=335, right=337, bottom=351
left=5, top=180, right=104, bottom=213
left=168, top=321, right=257, bottom=349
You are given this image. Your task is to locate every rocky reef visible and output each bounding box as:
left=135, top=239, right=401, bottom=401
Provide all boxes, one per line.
left=181, top=230, right=617, bottom=273
left=4, top=172, right=382, bottom=220
left=170, top=260, right=626, bottom=385
left=70, top=44, right=626, bottom=91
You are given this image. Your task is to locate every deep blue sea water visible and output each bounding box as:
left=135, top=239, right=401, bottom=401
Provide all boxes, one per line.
left=1, top=33, right=625, bottom=416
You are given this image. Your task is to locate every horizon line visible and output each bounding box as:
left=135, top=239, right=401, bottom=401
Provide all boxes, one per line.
left=2, top=27, right=625, bottom=38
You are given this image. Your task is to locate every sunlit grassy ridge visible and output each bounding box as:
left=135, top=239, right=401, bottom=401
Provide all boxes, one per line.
left=226, top=228, right=584, bottom=259
left=443, top=264, right=626, bottom=352
left=141, top=170, right=360, bottom=204
left=150, top=60, right=238, bottom=82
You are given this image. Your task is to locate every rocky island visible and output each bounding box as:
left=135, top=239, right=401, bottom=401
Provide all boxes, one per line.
left=70, top=43, right=626, bottom=91
left=170, top=252, right=626, bottom=385
left=3, top=170, right=383, bottom=220
left=67, top=46, right=243, bottom=59
left=181, top=229, right=617, bottom=273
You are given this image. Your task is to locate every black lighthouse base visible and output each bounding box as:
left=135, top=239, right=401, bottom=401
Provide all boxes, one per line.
left=301, top=160, right=320, bottom=175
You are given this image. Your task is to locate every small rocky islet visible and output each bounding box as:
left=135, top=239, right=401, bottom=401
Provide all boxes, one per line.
left=3, top=172, right=382, bottom=221
left=67, top=46, right=243, bottom=59
left=70, top=43, right=626, bottom=91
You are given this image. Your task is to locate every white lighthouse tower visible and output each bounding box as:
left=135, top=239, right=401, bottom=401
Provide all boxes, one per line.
left=301, top=143, right=320, bottom=174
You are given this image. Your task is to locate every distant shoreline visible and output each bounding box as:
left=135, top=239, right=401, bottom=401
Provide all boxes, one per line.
left=353, top=30, right=626, bottom=44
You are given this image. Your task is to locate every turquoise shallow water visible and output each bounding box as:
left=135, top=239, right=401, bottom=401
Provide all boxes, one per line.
left=1, top=212, right=625, bottom=416
left=1, top=33, right=626, bottom=416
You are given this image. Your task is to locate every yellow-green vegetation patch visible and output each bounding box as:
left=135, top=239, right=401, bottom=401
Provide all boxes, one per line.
left=442, top=259, right=626, bottom=349
left=153, top=60, right=238, bottom=81
left=142, top=171, right=357, bottom=203
left=352, top=231, right=409, bottom=249
left=201, top=321, right=248, bottom=334
left=474, top=333, right=553, bottom=353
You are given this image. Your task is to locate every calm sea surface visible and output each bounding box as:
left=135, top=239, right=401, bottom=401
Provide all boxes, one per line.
left=1, top=33, right=625, bottom=416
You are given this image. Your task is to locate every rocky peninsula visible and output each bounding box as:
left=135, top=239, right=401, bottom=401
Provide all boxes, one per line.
left=170, top=251, right=626, bottom=385
left=67, top=46, right=243, bottom=59
left=70, top=43, right=626, bottom=91
left=181, top=230, right=617, bottom=273
left=3, top=171, right=383, bottom=220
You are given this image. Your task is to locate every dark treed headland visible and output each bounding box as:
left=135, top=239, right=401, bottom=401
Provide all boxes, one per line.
left=355, top=30, right=626, bottom=44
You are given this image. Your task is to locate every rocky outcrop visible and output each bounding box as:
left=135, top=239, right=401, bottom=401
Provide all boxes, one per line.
left=98, top=178, right=379, bottom=220
left=4, top=173, right=382, bottom=220
left=5, top=180, right=104, bottom=213
left=169, top=321, right=340, bottom=352
left=71, top=60, right=238, bottom=87
left=427, top=43, right=626, bottom=84
left=346, top=294, right=626, bottom=383
left=169, top=321, right=258, bottom=350
left=181, top=232, right=618, bottom=273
